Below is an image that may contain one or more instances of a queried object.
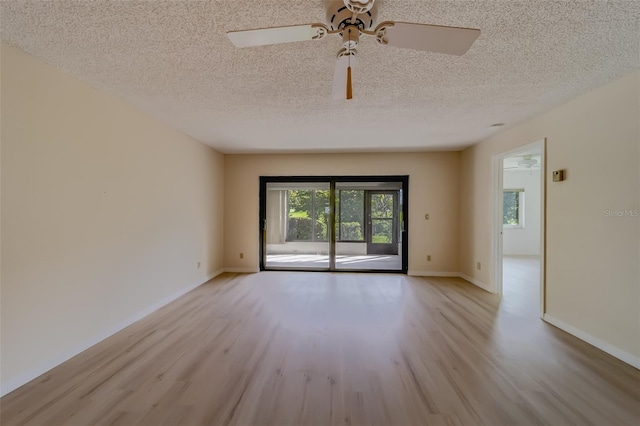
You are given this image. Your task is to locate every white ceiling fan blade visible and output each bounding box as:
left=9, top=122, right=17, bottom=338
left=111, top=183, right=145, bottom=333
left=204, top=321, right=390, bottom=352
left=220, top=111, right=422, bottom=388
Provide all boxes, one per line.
left=227, top=24, right=326, bottom=48
left=332, top=53, right=356, bottom=100
left=378, top=22, right=480, bottom=55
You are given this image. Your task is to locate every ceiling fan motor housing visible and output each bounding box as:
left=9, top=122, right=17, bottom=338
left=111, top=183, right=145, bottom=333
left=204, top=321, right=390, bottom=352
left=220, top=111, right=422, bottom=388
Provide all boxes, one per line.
left=325, top=0, right=378, bottom=32
left=517, top=157, right=538, bottom=168
left=344, top=0, right=376, bottom=14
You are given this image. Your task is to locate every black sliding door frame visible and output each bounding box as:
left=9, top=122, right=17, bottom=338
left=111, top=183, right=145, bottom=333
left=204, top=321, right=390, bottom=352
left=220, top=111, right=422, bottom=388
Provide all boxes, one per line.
left=259, top=175, right=409, bottom=274
left=366, top=190, right=400, bottom=255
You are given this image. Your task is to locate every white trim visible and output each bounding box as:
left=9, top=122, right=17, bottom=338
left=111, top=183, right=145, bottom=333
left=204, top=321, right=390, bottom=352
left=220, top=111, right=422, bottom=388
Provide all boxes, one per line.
left=408, top=271, right=492, bottom=293
left=208, top=269, right=225, bottom=281
left=408, top=271, right=459, bottom=277
left=492, top=138, right=546, bottom=318
left=543, top=314, right=640, bottom=370
left=459, top=273, right=492, bottom=292
left=539, top=140, right=546, bottom=319
left=491, top=153, right=504, bottom=294
left=224, top=267, right=259, bottom=273
left=0, top=271, right=222, bottom=397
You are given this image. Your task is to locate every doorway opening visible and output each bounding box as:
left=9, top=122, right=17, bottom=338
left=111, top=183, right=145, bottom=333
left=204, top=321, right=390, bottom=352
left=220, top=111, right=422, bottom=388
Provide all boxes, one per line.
left=491, top=140, right=545, bottom=317
left=259, top=176, right=408, bottom=273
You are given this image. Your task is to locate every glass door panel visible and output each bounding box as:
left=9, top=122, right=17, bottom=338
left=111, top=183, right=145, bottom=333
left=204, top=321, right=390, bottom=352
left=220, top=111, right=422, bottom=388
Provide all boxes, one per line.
left=367, top=192, right=399, bottom=255
left=334, top=183, right=367, bottom=270
left=264, top=182, right=330, bottom=270
left=335, top=182, right=402, bottom=271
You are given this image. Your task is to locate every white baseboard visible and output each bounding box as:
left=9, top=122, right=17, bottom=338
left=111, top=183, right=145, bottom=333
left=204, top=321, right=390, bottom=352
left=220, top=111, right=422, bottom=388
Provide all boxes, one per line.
left=543, top=314, right=640, bottom=370
left=408, top=271, right=459, bottom=277
left=0, top=271, right=220, bottom=397
left=408, top=271, right=492, bottom=293
left=224, top=267, right=258, bottom=273
left=458, top=273, right=492, bottom=292
left=208, top=269, right=225, bottom=280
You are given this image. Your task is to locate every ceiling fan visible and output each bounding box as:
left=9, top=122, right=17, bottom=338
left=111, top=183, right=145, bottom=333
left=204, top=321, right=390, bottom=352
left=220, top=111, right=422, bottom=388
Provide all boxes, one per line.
left=226, top=0, right=480, bottom=100
left=505, top=155, right=541, bottom=170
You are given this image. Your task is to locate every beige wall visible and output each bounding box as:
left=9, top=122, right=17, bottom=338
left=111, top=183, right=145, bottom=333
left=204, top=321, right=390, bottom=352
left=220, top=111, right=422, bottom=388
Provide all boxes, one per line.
left=224, top=152, right=460, bottom=274
left=0, top=43, right=224, bottom=393
left=460, top=70, right=640, bottom=359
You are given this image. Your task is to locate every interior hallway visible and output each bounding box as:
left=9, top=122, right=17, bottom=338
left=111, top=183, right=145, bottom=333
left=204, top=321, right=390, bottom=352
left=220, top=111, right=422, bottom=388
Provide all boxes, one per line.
left=502, top=255, right=541, bottom=317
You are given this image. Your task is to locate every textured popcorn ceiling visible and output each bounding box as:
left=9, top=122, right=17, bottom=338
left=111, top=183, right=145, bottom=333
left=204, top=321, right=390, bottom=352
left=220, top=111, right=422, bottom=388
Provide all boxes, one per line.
left=1, top=1, right=639, bottom=153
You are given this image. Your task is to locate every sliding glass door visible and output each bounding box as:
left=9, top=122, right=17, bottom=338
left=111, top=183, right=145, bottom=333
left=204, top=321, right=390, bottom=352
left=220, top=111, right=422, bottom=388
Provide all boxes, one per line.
left=260, top=176, right=408, bottom=273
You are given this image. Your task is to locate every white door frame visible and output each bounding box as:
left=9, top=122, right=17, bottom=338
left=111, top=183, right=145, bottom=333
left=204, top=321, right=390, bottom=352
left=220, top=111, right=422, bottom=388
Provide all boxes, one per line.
left=491, top=139, right=546, bottom=318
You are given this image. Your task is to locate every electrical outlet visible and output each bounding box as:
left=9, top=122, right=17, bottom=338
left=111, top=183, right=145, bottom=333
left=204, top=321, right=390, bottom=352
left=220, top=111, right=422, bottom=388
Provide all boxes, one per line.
left=197, top=261, right=201, bottom=269
left=476, top=262, right=481, bottom=270
left=239, top=252, right=244, bottom=259
left=427, top=255, right=431, bottom=261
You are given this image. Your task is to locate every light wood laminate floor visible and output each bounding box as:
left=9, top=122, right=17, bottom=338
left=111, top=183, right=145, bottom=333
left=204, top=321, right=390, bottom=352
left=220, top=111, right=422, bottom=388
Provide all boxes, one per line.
left=1, top=267, right=638, bottom=425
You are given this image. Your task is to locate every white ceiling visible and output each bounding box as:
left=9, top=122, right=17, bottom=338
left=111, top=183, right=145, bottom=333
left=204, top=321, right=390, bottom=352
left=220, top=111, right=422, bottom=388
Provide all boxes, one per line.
left=1, top=1, right=639, bottom=153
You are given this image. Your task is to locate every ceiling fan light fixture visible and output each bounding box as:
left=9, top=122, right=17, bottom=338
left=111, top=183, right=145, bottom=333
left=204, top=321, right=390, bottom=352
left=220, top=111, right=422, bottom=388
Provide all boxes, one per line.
left=342, top=25, right=360, bottom=48
left=343, top=0, right=376, bottom=14
left=517, top=158, right=537, bottom=168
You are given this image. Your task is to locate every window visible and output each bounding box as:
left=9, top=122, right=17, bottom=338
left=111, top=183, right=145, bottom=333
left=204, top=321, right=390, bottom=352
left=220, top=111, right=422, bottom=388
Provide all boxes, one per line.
left=337, top=190, right=365, bottom=241
left=286, top=190, right=329, bottom=241
left=503, top=189, right=524, bottom=227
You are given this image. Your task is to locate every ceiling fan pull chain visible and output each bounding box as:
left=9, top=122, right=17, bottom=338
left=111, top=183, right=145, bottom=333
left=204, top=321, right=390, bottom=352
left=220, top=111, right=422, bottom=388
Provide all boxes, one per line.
left=347, top=28, right=353, bottom=100
left=346, top=66, right=353, bottom=100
